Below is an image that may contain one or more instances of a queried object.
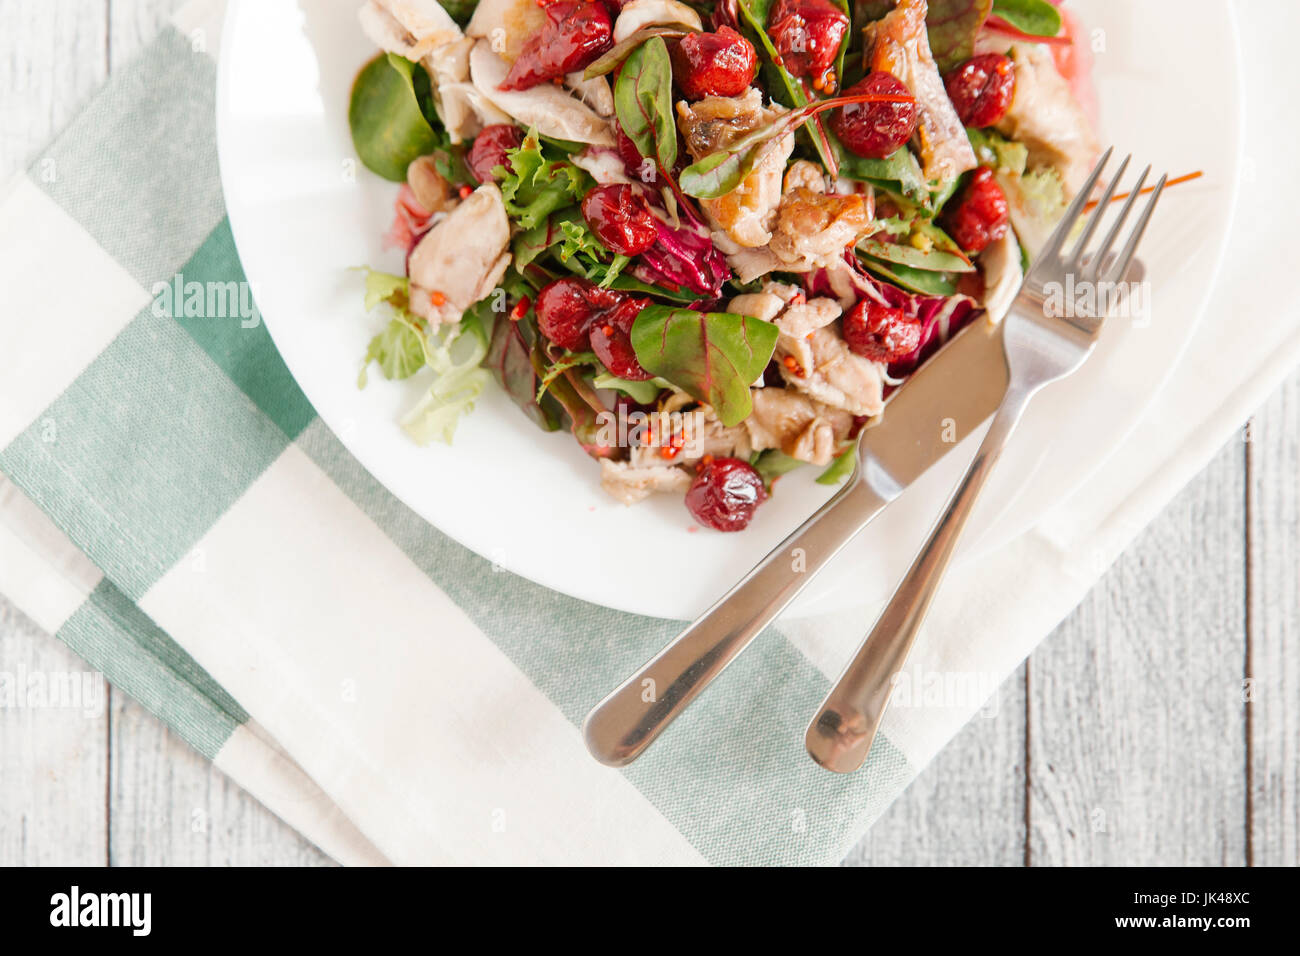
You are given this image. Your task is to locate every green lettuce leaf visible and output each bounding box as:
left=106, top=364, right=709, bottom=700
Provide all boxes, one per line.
left=499, top=131, right=595, bottom=231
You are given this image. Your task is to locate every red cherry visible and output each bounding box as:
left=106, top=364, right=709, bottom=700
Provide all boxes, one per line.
left=500, top=1, right=613, bottom=91
left=467, top=124, right=524, bottom=184
left=766, top=0, right=848, bottom=84
left=589, top=297, right=652, bottom=380
left=581, top=184, right=659, bottom=256
left=685, top=457, right=768, bottom=532
left=535, top=277, right=622, bottom=350
left=670, top=27, right=758, bottom=100
left=830, top=71, right=919, bottom=159
left=941, top=166, right=1010, bottom=254
left=842, top=300, right=922, bottom=363
left=944, top=54, right=1016, bottom=128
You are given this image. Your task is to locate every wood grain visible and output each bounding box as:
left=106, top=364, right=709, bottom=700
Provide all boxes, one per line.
left=1248, top=373, right=1299, bottom=865
left=1028, top=441, right=1249, bottom=865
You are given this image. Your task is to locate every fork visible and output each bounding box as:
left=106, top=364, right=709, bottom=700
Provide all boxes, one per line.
left=805, top=149, right=1168, bottom=774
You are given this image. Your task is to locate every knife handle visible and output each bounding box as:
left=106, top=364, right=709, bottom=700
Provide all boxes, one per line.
left=583, top=474, right=893, bottom=767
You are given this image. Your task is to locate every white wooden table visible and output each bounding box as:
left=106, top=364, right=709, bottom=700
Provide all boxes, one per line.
left=1, top=0, right=1295, bottom=867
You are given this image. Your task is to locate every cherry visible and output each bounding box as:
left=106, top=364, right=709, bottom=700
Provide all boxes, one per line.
left=842, top=300, right=922, bottom=363
left=766, top=0, right=848, bottom=85
left=670, top=27, right=758, bottom=100
left=581, top=184, right=659, bottom=256
left=535, top=277, right=623, bottom=350
left=467, top=124, right=524, bottom=184
left=500, top=1, right=613, bottom=91
left=830, top=71, right=919, bottom=159
left=685, top=457, right=768, bottom=532
left=589, top=297, right=652, bottom=380
left=940, top=166, right=1010, bottom=254
left=944, top=54, right=1016, bottom=128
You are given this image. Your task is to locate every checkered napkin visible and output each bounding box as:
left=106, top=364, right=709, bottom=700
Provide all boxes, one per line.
left=1, top=0, right=1295, bottom=865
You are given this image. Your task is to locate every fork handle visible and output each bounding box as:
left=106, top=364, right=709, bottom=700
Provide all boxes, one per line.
left=805, top=387, right=1033, bottom=774
left=583, top=475, right=894, bottom=767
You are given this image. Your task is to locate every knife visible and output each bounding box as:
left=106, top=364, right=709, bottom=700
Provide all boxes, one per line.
left=582, top=314, right=1011, bottom=767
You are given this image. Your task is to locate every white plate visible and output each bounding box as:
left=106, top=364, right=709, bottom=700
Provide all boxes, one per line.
left=217, top=0, right=1243, bottom=620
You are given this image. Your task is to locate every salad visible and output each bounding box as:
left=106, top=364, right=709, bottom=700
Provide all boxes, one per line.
left=349, top=0, right=1099, bottom=531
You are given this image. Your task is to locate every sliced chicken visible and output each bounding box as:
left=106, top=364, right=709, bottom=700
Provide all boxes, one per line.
left=407, top=183, right=511, bottom=326
left=979, top=230, right=1022, bottom=322
left=358, top=0, right=462, bottom=60
left=864, top=0, right=977, bottom=186
left=677, top=90, right=794, bottom=248
left=470, top=40, right=616, bottom=146
left=465, top=0, right=548, bottom=63
left=600, top=459, right=691, bottom=505
left=769, top=161, right=875, bottom=267
left=729, top=281, right=840, bottom=337
left=778, top=327, right=885, bottom=417
left=564, top=72, right=616, bottom=118
left=426, top=35, right=512, bottom=143
left=995, top=44, right=1101, bottom=198
left=744, top=388, right=853, bottom=467
left=612, top=0, right=703, bottom=43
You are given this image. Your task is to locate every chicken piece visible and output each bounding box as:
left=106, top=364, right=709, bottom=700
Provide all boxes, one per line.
left=778, top=327, right=886, bottom=416
left=407, top=183, right=511, bottom=326
left=564, top=72, right=616, bottom=118
left=744, top=388, right=853, bottom=466
left=730, top=281, right=841, bottom=337
left=978, top=229, right=1022, bottom=323
left=769, top=162, right=875, bottom=267
left=677, top=90, right=795, bottom=248
left=469, top=41, right=615, bottom=146
left=465, top=0, right=548, bottom=63
left=864, top=0, right=977, bottom=186
left=600, top=459, right=692, bottom=505
left=406, top=155, right=454, bottom=213
left=994, top=44, right=1101, bottom=198
left=358, top=0, right=462, bottom=60
left=727, top=289, right=786, bottom=323
left=426, top=35, right=513, bottom=143
left=613, top=0, right=703, bottom=42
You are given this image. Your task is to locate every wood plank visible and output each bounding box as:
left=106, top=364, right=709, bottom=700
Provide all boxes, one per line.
left=108, top=694, right=333, bottom=865
left=0, top=596, right=109, bottom=864
left=0, top=0, right=110, bottom=868
left=108, top=0, right=182, bottom=65
left=1029, top=440, right=1248, bottom=865
left=1247, top=371, right=1300, bottom=866
left=844, top=663, right=1027, bottom=866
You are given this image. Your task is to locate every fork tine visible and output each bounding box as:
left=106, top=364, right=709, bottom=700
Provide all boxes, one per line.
left=1085, top=165, right=1150, bottom=280
left=1066, top=154, right=1130, bottom=269
left=1031, top=146, right=1114, bottom=269
left=1103, top=173, right=1168, bottom=286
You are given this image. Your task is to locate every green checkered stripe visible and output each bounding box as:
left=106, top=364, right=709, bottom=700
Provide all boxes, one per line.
left=1, top=25, right=912, bottom=864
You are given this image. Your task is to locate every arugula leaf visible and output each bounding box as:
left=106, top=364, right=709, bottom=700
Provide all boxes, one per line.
left=614, top=36, right=678, bottom=172
left=816, top=446, right=859, bottom=485
left=360, top=318, right=424, bottom=386
left=585, top=25, right=693, bottom=79
left=348, top=53, right=443, bottom=182
left=630, top=306, right=779, bottom=427
left=498, top=131, right=595, bottom=230
left=991, top=0, right=1061, bottom=37
left=925, top=0, right=994, bottom=72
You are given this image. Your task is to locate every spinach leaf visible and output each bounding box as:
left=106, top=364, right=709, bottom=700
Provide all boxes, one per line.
left=614, top=36, right=678, bottom=171
left=836, top=141, right=931, bottom=206
left=348, top=53, right=443, bottom=182
left=630, top=306, right=779, bottom=427
left=438, top=0, right=480, bottom=27
left=752, top=449, right=808, bottom=489
left=991, top=0, right=1061, bottom=37
left=861, top=256, right=959, bottom=296
left=592, top=372, right=667, bottom=405
left=925, top=0, right=993, bottom=72
left=858, top=238, right=974, bottom=273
